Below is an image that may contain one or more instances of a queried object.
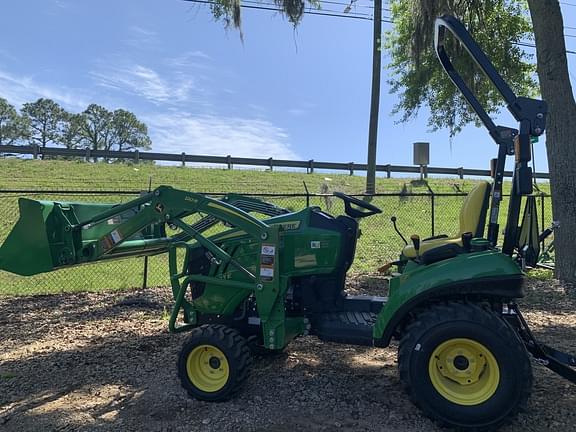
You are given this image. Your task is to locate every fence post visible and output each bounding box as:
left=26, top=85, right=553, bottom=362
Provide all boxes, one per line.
left=227, top=155, right=232, bottom=170
left=181, top=152, right=186, bottom=167
left=385, top=164, right=391, bottom=178
left=268, top=157, right=274, bottom=171
left=32, top=144, right=39, bottom=160
left=308, top=160, right=314, bottom=174
left=142, top=180, right=152, bottom=290
left=135, top=150, right=140, bottom=164
left=458, top=167, right=464, bottom=179
left=85, top=148, right=91, bottom=162
left=431, top=193, right=435, bottom=237
left=540, top=193, right=546, bottom=250
left=348, top=162, right=354, bottom=176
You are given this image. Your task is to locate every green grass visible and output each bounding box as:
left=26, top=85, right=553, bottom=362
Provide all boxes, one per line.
left=0, top=158, right=553, bottom=296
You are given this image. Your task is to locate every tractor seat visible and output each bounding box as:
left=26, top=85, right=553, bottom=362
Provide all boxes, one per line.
left=402, top=181, right=491, bottom=258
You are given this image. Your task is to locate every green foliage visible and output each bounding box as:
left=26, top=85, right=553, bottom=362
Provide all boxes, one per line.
left=111, top=109, right=152, bottom=152
left=207, top=0, right=320, bottom=29
left=385, top=0, right=537, bottom=136
left=0, top=98, right=27, bottom=146
left=21, top=98, right=67, bottom=148
left=76, top=104, right=114, bottom=152
left=4, top=98, right=153, bottom=157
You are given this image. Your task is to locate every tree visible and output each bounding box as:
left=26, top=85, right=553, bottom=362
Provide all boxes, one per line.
left=0, top=98, right=28, bottom=146
left=75, top=105, right=152, bottom=161
left=385, top=1, right=576, bottom=282
left=110, top=109, right=152, bottom=153
left=206, top=0, right=313, bottom=28
left=385, top=0, right=535, bottom=136
left=21, top=98, right=67, bottom=158
left=526, top=0, right=576, bottom=283
left=61, top=113, right=85, bottom=150
left=76, top=104, right=114, bottom=160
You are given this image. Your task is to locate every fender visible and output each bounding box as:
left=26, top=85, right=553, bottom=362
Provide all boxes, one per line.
left=373, top=250, right=524, bottom=347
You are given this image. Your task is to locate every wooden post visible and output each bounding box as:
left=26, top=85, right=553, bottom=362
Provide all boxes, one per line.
left=135, top=150, right=140, bottom=164
left=227, top=155, right=233, bottom=170
left=268, top=157, right=273, bottom=171
left=348, top=162, right=354, bottom=176
left=365, top=0, right=383, bottom=194
left=308, top=160, right=314, bottom=174
left=181, top=152, right=186, bottom=167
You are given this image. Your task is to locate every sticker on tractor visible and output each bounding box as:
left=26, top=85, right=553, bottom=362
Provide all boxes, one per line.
left=261, top=255, right=274, bottom=266
left=271, top=221, right=300, bottom=230
left=261, top=244, right=276, bottom=256
left=310, top=241, right=321, bottom=249
left=260, top=266, right=274, bottom=278
left=110, top=230, right=123, bottom=244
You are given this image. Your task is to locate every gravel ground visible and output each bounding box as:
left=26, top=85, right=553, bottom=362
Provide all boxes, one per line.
left=1, top=275, right=576, bottom=432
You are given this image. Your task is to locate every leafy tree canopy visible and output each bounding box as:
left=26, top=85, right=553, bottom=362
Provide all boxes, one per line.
left=384, top=0, right=537, bottom=136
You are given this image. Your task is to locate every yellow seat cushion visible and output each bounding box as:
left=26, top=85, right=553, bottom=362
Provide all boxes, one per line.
left=402, top=237, right=464, bottom=258
left=401, top=181, right=490, bottom=259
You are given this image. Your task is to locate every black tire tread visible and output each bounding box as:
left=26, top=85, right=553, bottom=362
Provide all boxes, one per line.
left=398, top=302, right=532, bottom=431
left=177, top=324, right=252, bottom=401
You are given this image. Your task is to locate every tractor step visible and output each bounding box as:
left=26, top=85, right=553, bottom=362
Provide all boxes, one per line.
left=312, top=311, right=377, bottom=347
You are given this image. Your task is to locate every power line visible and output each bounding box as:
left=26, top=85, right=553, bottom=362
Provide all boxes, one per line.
left=183, top=0, right=576, bottom=53
left=516, top=41, right=576, bottom=55
left=183, top=0, right=394, bottom=22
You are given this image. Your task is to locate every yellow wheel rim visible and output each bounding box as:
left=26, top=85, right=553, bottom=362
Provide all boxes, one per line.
left=186, top=345, right=230, bottom=393
left=429, top=338, right=500, bottom=406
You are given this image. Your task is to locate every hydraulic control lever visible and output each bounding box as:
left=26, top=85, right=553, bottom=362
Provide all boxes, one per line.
left=391, top=216, right=408, bottom=245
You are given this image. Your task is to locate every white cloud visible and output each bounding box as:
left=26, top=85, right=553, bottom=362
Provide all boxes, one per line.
left=287, top=108, right=307, bottom=116
left=0, top=68, right=88, bottom=110
left=145, top=113, right=299, bottom=160
left=90, top=63, right=196, bottom=105
left=167, top=51, right=211, bottom=68
left=124, top=26, right=159, bottom=49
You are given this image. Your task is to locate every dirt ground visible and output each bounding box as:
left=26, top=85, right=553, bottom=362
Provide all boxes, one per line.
left=1, top=275, right=576, bottom=432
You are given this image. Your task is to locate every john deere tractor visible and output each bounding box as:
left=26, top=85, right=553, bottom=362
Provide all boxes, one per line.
left=1, top=16, right=575, bottom=430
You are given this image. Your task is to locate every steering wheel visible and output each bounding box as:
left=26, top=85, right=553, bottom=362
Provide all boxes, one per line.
left=333, top=192, right=382, bottom=219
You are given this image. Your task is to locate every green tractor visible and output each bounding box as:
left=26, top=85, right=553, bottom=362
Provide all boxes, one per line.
left=1, top=16, right=575, bottom=430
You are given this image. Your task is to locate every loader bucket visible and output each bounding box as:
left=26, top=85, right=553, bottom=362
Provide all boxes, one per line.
left=0, top=197, right=169, bottom=277
left=0, top=198, right=55, bottom=276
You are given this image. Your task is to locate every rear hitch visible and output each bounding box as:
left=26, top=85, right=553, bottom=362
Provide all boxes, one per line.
left=505, top=303, right=576, bottom=383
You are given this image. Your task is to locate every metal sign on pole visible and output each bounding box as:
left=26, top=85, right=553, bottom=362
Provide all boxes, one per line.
left=413, top=142, right=430, bottom=180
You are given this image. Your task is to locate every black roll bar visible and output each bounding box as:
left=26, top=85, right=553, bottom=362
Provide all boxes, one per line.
left=434, top=15, right=548, bottom=255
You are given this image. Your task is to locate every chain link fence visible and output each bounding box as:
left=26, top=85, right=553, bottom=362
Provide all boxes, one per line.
left=0, top=189, right=552, bottom=296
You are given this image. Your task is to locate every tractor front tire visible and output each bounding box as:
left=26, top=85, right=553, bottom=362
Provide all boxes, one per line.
left=177, top=324, right=252, bottom=401
left=398, top=302, right=532, bottom=430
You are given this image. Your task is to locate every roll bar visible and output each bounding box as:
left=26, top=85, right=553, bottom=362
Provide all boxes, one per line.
left=434, top=15, right=547, bottom=141
left=434, top=15, right=548, bottom=255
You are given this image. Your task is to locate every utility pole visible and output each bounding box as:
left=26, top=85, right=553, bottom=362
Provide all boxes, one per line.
left=365, top=0, right=382, bottom=194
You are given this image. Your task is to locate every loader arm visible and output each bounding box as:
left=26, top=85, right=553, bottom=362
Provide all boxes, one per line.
left=0, top=186, right=281, bottom=276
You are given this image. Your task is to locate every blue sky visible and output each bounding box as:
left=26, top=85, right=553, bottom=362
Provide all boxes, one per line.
left=2, top=0, right=576, bottom=173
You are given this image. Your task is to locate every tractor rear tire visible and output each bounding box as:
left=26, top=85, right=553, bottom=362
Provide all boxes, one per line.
left=398, top=302, right=532, bottom=430
left=177, top=324, right=252, bottom=401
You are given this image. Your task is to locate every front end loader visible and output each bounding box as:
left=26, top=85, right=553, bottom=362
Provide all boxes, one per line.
left=1, top=15, right=575, bottom=431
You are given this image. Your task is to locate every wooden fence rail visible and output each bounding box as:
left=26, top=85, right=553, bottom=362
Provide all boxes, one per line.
left=0, top=144, right=550, bottom=180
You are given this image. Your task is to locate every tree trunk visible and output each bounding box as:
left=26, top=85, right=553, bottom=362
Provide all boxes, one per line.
left=528, top=0, right=576, bottom=282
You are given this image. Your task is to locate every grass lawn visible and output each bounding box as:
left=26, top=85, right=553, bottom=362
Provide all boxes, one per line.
left=0, top=159, right=552, bottom=295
